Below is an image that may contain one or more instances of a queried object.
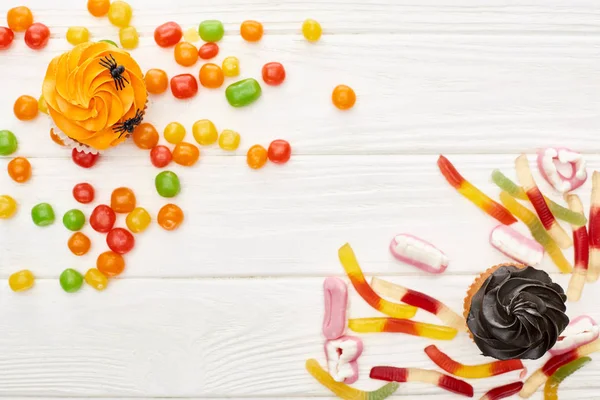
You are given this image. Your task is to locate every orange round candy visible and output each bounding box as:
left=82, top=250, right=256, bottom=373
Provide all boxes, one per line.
left=87, top=0, right=110, bottom=17
left=7, top=6, right=33, bottom=32
left=247, top=144, right=268, bottom=169
left=133, top=123, right=159, bottom=149
left=174, top=42, right=198, bottom=67
left=158, top=203, right=184, bottom=231
left=97, top=250, right=125, bottom=277
left=8, top=157, right=31, bottom=183
left=14, top=95, right=39, bottom=121
left=199, top=63, right=224, bottom=89
left=332, top=85, right=356, bottom=110
left=240, top=20, right=263, bottom=42
left=111, top=187, right=136, bottom=213
left=145, top=69, right=169, bottom=95
left=172, top=142, right=200, bottom=166
left=68, top=232, right=91, bottom=256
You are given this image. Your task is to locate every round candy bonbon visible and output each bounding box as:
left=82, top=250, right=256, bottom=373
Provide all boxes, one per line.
left=106, top=227, right=135, bottom=254
left=150, top=145, right=172, bottom=168
left=155, top=171, right=181, bottom=197
left=158, top=203, right=184, bottom=231
left=97, top=251, right=125, bottom=276
left=174, top=42, right=198, bottom=67
left=66, top=26, right=90, bottom=45
left=62, top=209, right=86, bottom=231
left=0, top=195, right=17, bottom=219
left=72, top=148, right=99, bottom=168
left=133, top=123, right=160, bottom=149
left=170, top=74, right=198, bottom=99
left=25, top=23, right=50, bottom=50
left=199, top=63, right=224, bottom=89
left=85, top=268, right=108, bottom=291
left=198, top=42, right=219, bottom=59
left=31, top=203, right=55, bottom=227
left=332, top=85, right=356, bottom=110
left=154, top=22, right=182, bottom=47
left=73, top=183, right=95, bottom=204
left=0, top=27, right=15, bottom=50
left=247, top=145, right=268, bottom=169
left=218, top=130, right=240, bottom=151
left=222, top=56, right=240, bottom=77
left=173, top=142, right=200, bottom=166
left=111, top=187, right=136, bottom=213
left=7, top=6, right=33, bottom=32
left=145, top=69, right=169, bottom=95
left=90, top=204, right=116, bottom=233
left=126, top=207, right=151, bottom=233
left=108, top=1, right=132, bottom=28
left=60, top=269, right=84, bottom=293
left=240, top=20, right=263, bottom=42
left=267, top=140, right=291, bottom=164
left=14, top=95, right=38, bottom=121
left=198, top=20, right=224, bottom=42
left=225, top=78, right=262, bottom=107
left=192, top=119, right=218, bottom=145
left=0, top=130, right=18, bottom=155
left=8, top=157, right=32, bottom=183
left=68, top=232, right=91, bottom=256
left=302, top=19, right=322, bottom=42
left=38, top=96, right=48, bottom=114
left=164, top=122, right=186, bottom=144
left=119, top=26, right=139, bottom=49
left=262, top=62, right=285, bottom=86
left=9, top=270, right=34, bottom=292
left=87, top=0, right=110, bottom=17
left=183, top=27, right=200, bottom=43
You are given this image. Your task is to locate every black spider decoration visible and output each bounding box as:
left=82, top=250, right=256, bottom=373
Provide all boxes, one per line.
left=113, top=109, right=145, bottom=138
left=99, top=54, right=129, bottom=91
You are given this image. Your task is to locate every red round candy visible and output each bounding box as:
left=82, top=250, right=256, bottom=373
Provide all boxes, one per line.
left=106, top=227, right=135, bottom=254
left=24, top=23, right=50, bottom=50
left=267, top=139, right=291, bottom=164
left=90, top=205, right=116, bottom=233
left=72, top=182, right=95, bottom=204
left=154, top=22, right=182, bottom=47
left=198, top=42, right=219, bottom=60
left=72, top=148, right=99, bottom=168
left=262, top=62, right=286, bottom=86
left=170, top=74, right=198, bottom=99
left=150, top=145, right=172, bottom=168
left=0, top=27, right=15, bottom=50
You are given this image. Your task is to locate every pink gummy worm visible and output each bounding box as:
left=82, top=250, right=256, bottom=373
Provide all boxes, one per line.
left=322, top=277, right=348, bottom=340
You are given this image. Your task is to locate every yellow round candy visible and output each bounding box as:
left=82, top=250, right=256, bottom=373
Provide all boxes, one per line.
left=222, top=56, right=240, bottom=77
left=85, top=268, right=108, bottom=291
left=126, top=207, right=151, bottom=233
left=38, top=95, right=48, bottom=115
left=302, top=19, right=322, bottom=42
left=184, top=27, right=200, bottom=43
left=66, top=26, right=90, bottom=46
left=163, top=122, right=186, bottom=144
left=9, top=270, right=34, bottom=292
left=218, top=129, right=241, bottom=151
left=119, top=26, right=139, bottom=49
left=192, top=119, right=218, bottom=146
left=108, top=1, right=132, bottom=28
left=0, top=195, right=17, bottom=219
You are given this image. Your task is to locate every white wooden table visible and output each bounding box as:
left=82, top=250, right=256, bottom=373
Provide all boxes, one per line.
left=1, top=1, right=599, bottom=398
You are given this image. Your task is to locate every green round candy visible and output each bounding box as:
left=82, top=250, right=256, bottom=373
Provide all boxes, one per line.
left=31, top=203, right=55, bottom=227
left=0, top=130, right=18, bottom=156
left=62, top=209, right=86, bottom=231
left=100, top=39, right=118, bottom=47
left=155, top=171, right=181, bottom=198
left=59, top=268, right=83, bottom=293
left=225, top=78, right=262, bottom=107
left=198, top=20, right=224, bottom=42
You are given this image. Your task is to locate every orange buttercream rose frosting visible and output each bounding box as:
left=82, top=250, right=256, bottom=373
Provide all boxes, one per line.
left=42, top=42, right=147, bottom=151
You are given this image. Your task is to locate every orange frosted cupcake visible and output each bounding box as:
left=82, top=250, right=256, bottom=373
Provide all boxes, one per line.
left=464, top=263, right=568, bottom=360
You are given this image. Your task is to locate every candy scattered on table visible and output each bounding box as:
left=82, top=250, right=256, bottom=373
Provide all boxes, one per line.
left=107, top=227, right=135, bottom=254
left=133, top=123, right=160, bottom=149
left=544, top=357, right=591, bottom=400
left=25, top=23, right=50, bottom=50
left=154, top=21, right=182, bottom=47
left=246, top=144, right=268, bottom=169
left=172, top=142, right=200, bottom=166
left=218, top=129, right=240, bottom=151
left=565, top=194, right=589, bottom=301
left=174, top=42, right=198, bottom=66
left=0, top=130, right=18, bottom=155
left=164, top=122, right=186, bottom=144
left=170, top=74, right=198, bottom=99
left=192, top=119, right=218, bottom=145
left=198, top=20, right=224, bottom=42
left=332, top=84, right=356, bottom=110
left=221, top=56, right=240, bottom=77
left=37, top=95, right=48, bottom=114
left=119, top=26, right=139, bottom=49
left=68, top=232, right=91, bottom=256
left=550, top=316, right=599, bottom=356
left=389, top=234, right=449, bottom=274
left=97, top=251, right=125, bottom=277
left=7, top=6, right=33, bottom=32
left=349, top=318, right=457, bottom=340
left=31, top=203, right=55, bottom=227
left=262, top=62, right=286, bottom=86
left=479, top=381, right=524, bottom=400
left=369, top=367, right=474, bottom=397
left=155, top=171, right=181, bottom=198
left=0, top=27, right=15, bottom=50
left=150, top=145, right=173, bottom=168
left=198, top=42, right=219, bottom=60
left=489, top=225, right=544, bottom=266
left=325, top=336, right=363, bottom=384
left=90, top=204, right=116, bottom=233
left=7, top=157, right=32, bottom=183
left=322, top=277, right=347, bottom=340
left=588, top=171, right=600, bottom=282
left=199, top=63, right=224, bottom=88
left=240, top=20, right=263, bottom=42
left=59, top=268, right=84, bottom=293
left=111, top=187, right=137, bottom=214
left=302, top=19, right=322, bottom=42
left=87, top=0, right=110, bottom=17
left=66, top=26, right=90, bottom=46
left=145, top=69, right=169, bottom=95
left=0, top=195, right=17, bottom=219
left=85, top=268, right=108, bottom=291
left=157, top=203, right=184, bottom=231
left=225, top=78, right=262, bottom=107
left=183, top=27, right=200, bottom=43
left=13, top=95, right=38, bottom=121
left=108, top=1, right=132, bottom=28
left=73, top=183, right=95, bottom=204
left=9, top=270, right=34, bottom=292
left=537, top=147, right=587, bottom=193
left=62, top=209, right=86, bottom=231
left=126, top=207, right=151, bottom=233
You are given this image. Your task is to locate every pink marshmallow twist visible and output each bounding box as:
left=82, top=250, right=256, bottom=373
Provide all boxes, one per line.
left=324, top=336, right=364, bottom=384
left=537, top=147, right=587, bottom=194
left=389, top=234, right=449, bottom=274
left=322, top=277, right=348, bottom=340
left=489, top=225, right=544, bottom=266
left=550, top=315, right=599, bottom=356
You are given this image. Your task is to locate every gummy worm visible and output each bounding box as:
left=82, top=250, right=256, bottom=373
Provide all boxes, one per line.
left=423, top=345, right=525, bottom=379
left=537, top=147, right=587, bottom=194
left=323, top=277, right=348, bottom=340
left=489, top=224, right=544, bottom=266
left=491, top=170, right=586, bottom=226
left=479, top=381, right=524, bottom=400
left=565, top=194, right=589, bottom=302
left=369, top=366, right=474, bottom=397
left=519, top=337, right=600, bottom=398
left=499, top=191, right=572, bottom=273
left=437, top=156, right=517, bottom=225
left=370, top=277, right=466, bottom=331
left=515, top=154, right=572, bottom=249
left=389, top=234, right=449, bottom=274
left=543, top=357, right=591, bottom=400
left=338, top=243, right=417, bottom=319
left=588, top=171, right=600, bottom=282
left=306, top=359, right=399, bottom=400
left=348, top=317, right=457, bottom=341
left=550, top=315, right=600, bottom=356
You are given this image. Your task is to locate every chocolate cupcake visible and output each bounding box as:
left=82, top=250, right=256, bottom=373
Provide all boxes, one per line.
left=464, top=264, right=569, bottom=360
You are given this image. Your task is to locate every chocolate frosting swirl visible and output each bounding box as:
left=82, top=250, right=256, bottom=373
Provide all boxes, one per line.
left=467, top=265, right=569, bottom=360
